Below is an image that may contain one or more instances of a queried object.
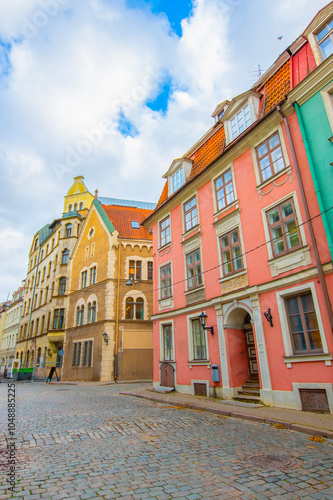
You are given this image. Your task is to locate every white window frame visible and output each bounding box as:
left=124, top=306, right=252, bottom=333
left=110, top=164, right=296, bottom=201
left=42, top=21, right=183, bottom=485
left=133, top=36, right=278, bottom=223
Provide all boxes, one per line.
left=187, top=312, right=209, bottom=363
left=276, top=282, right=331, bottom=366
left=159, top=320, right=175, bottom=362
left=224, top=95, right=259, bottom=145
left=182, top=194, right=199, bottom=234
left=171, top=167, right=184, bottom=193
left=212, top=166, right=237, bottom=216
left=251, top=125, right=291, bottom=187
left=159, top=215, right=171, bottom=249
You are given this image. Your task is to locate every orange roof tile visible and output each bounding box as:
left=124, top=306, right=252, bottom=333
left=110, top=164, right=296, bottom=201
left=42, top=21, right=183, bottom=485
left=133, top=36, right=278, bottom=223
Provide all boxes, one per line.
left=156, top=181, right=169, bottom=208
left=101, top=204, right=153, bottom=240
left=263, top=60, right=290, bottom=114
left=190, top=126, right=225, bottom=180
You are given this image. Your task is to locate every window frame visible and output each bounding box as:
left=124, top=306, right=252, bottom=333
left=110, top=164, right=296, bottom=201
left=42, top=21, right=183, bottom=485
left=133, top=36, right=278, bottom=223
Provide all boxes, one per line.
left=159, top=216, right=171, bottom=248
left=230, top=104, right=252, bottom=141
left=72, top=339, right=93, bottom=368
left=191, top=317, right=208, bottom=361
left=256, top=131, right=286, bottom=183
left=90, top=266, right=97, bottom=285
left=62, top=249, right=69, bottom=265
left=171, top=167, right=184, bottom=193
left=183, top=196, right=198, bottom=232
left=214, top=168, right=235, bottom=213
left=58, top=277, right=66, bottom=296
left=219, top=228, right=244, bottom=276
left=186, top=248, right=203, bottom=291
left=315, top=16, right=333, bottom=61
left=53, top=308, right=65, bottom=330
left=266, top=197, right=302, bottom=258
left=125, top=296, right=145, bottom=320
left=81, top=270, right=88, bottom=289
left=160, top=263, right=172, bottom=299
left=162, top=323, right=174, bottom=361
left=147, top=261, right=153, bottom=281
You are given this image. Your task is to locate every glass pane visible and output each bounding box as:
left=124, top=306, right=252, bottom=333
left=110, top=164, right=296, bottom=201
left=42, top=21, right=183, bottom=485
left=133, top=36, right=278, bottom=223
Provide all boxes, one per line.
left=289, top=314, right=303, bottom=333
left=194, top=250, right=200, bottom=262
left=308, top=330, right=323, bottom=350
left=257, top=142, right=268, bottom=158
left=281, top=201, right=293, bottom=218
left=301, top=294, right=314, bottom=312
left=187, top=254, right=193, bottom=266
left=226, top=191, right=235, bottom=205
left=221, top=236, right=229, bottom=248
left=218, top=193, right=226, bottom=210
left=304, top=312, right=319, bottom=332
left=317, top=25, right=328, bottom=41
left=268, top=209, right=280, bottom=224
left=224, top=170, right=232, bottom=183
left=237, top=111, right=245, bottom=133
left=272, top=155, right=285, bottom=173
left=321, top=37, right=333, bottom=59
left=285, top=220, right=300, bottom=248
left=292, top=333, right=307, bottom=351
left=286, top=297, right=299, bottom=315
left=231, top=230, right=239, bottom=244
left=216, top=177, right=222, bottom=189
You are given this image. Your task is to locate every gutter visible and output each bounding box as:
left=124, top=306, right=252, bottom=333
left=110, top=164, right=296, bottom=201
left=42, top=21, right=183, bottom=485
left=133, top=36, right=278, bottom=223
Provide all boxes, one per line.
left=277, top=105, right=333, bottom=332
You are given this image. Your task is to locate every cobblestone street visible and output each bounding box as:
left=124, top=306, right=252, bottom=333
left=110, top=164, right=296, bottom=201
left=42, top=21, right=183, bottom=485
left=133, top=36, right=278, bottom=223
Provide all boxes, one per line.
left=1, top=382, right=332, bottom=499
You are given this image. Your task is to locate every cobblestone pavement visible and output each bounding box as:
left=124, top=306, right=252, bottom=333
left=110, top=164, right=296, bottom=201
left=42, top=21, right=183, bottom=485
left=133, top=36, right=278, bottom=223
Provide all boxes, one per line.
left=0, top=382, right=332, bottom=499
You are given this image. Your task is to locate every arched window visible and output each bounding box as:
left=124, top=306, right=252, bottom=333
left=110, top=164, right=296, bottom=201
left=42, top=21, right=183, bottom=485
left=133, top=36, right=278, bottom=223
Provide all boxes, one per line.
left=62, top=249, right=69, bottom=264
left=79, top=202, right=83, bottom=210
left=25, top=350, right=30, bottom=368
left=87, top=302, right=92, bottom=323
left=20, top=352, right=23, bottom=364
left=69, top=204, right=73, bottom=212
left=126, top=297, right=134, bottom=319
left=37, top=347, right=42, bottom=366
left=58, top=277, right=66, bottom=295
left=136, top=298, right=144, bottom=319
left=91, top=301, right=96, bottom=322
left=125, top=297, right=144, bottom=320
left=65, top=223, right=72, bottom=237
left=80, top=305, right=84, bottom=325
left=30, top=350, right=35, bottom=367
left=76, top=306, right=80, bottom=326
left=74, top=203, right=78, bottom=211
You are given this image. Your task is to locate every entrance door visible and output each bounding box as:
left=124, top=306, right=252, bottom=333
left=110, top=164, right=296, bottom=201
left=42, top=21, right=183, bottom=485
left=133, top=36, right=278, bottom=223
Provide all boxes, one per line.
left=244, top=318, right=258, bottom=379
left=160, top=363, right=175, bottom=388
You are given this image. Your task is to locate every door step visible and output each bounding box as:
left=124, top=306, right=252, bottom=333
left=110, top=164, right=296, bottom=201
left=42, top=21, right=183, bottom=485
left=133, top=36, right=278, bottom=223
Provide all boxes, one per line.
left=234, top=380, right=261, bottom=404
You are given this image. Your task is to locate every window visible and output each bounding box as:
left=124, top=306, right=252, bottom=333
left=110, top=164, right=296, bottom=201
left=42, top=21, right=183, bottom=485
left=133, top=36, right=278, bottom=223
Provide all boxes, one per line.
left=131, top=221, right=140, bottom=229
left=186, top=249, right=202, bottom=290
left=129, top=260, right=142, bottom=280
left=69, top=204, right=73, bottom=212
left=316, top=17, right=333, bottom=60
left=256, top=132, right=286, bottom=182
left=37, top=271, right=40, bottom=285
left=160, top=264, right=172, bottom=298
left=148, top=261, right=153, bottom=281
left=81, top=271, right=87, bottom=289
left=220, top=229, right=243, bottom=276
left=172, top=167, right=184, bottom=193
left=184, top=197, right=198, bottom=231
left=192, top=319, right=207, bottom=360
left=34, top=237, right=38, bottom=250
left=79, top=202, right=83, bottom=210
left=230, top=104, right=252, bottom=140
left=42, top=266, right=45, bottom=281
left=45, top=286, right=48, bottom=303
left=58, top=277, right=66, bottom=295
left=215, top=170, right=235, bottom=211
left=285, top=293, right=323, bottom=354
left=91, top=243, right=95, bottom=257
left=72, top=340, right=93, bottom=367
left=74, top=203, right=78, bottom=211
left=65, top=223, right=72, bottom=237
left=76, top=305, right=84, bottom=326
left=162, top=324, right=173, bottom=361
left=160, top=216, right=171, bottom=247
left=53, top=309, right=65, bottom=329
left=87, top=302, right=96, bottom=323
left=62, top=249, right=69, bottom=264
left=39, top=291, right=43, bottom=306
left=125, top=297, right=144, bottom=319
left=90, top=266, right=96, bottom=285
left=47, top=261, right=51, bottom=277
left=85, top=246, right=89, bottom=259
left=53, top=254, right=57, bottom=271
left=266, top=199, right=302, bottom=257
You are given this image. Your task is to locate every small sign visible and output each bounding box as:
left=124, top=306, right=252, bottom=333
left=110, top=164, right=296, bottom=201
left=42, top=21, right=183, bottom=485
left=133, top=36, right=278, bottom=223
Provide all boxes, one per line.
left=58, top=350, right=64, bottom=357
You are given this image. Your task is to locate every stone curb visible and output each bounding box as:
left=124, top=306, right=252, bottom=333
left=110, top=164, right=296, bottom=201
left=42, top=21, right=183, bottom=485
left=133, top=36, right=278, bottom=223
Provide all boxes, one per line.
left=121, top=391, right=333, bottom=440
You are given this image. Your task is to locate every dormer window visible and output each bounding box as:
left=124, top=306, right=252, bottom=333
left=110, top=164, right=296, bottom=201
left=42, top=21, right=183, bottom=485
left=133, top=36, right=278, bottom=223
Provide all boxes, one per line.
left=223, top=90, right=260, bottom=145
left=164, top=158, right=193, bottom=197
left=316, top=17, right=333, bottom=60
left=131, top=221, right=140, bottom=229
left=230, top=104, right=252, bottom=140
left=172, top=167, right=184, bottom=193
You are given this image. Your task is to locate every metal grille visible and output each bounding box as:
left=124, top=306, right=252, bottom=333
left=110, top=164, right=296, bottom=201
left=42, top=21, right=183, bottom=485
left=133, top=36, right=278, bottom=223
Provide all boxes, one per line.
left=160, top=363, right=175, bottom=388
left=194, top=383, right=207, bottom=396
left=248, top=454, right=303, bottom=470
left=299, top=389, right=329, bottom=413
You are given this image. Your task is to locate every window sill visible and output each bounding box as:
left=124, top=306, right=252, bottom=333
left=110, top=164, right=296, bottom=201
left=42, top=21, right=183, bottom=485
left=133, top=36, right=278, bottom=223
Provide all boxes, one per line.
left=268, top=245, right=311, bottom=277
left=219, top=269, right=247, bottom=283
left=182, top=224, right=201, bottom=240
left=213, top=200, right=239, bottom=221
left=283, top=352, right=332, bottom=368
left=256, top=165, right=292, bottom=194
left=188, top=360, right=211, bottom=369
left=158, top=243, right=172, bottom=254
left=159, top=360, right=175, bottom=364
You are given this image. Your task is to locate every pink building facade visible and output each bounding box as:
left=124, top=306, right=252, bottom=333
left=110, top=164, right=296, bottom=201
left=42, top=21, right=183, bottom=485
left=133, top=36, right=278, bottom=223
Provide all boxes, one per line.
left=144, top=4, right=333, bottom=413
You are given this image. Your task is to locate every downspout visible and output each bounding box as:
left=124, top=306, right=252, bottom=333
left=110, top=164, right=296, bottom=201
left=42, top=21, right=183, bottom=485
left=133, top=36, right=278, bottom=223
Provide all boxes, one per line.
left=114, top=240, right=121, bottom=381
left=277, top=105, right=333, bottom=331
left=294, top=102, right=333, bottom=256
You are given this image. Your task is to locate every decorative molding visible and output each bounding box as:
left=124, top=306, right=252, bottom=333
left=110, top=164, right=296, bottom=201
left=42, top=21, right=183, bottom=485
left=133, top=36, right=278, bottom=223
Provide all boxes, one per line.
left=213, top=208, right=240, bottom=237
left=268, top=245, right=312, bottom=277
left=181, top=231, right=201, bottom=252
left=185, top=287, right=206, bottom=306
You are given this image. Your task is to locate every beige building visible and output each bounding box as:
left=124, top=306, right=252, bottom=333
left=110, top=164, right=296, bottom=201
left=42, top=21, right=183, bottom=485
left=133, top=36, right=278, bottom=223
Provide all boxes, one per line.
left=61, top=197, right=155, bottom=382
left=16, top=177, right=94, bottom=373
left=0, top=285, right=24, bottom=372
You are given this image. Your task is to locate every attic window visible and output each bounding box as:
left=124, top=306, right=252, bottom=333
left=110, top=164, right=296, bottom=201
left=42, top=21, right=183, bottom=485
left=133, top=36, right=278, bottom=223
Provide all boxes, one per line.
left=131, top=221, right=140, bottom=229
left=172, top=167, right=184, bottom=193
left=217, top=110, right=225, bottom=120
left=231, top=105, right=252, bottom=140
left=316, top=17, right=333, bottom=60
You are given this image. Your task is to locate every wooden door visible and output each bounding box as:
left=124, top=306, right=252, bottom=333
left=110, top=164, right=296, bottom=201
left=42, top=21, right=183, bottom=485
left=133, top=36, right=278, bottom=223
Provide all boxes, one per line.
left=160, top=363, right=175, bottom=388
left=244, top=326, right=258, bottom=379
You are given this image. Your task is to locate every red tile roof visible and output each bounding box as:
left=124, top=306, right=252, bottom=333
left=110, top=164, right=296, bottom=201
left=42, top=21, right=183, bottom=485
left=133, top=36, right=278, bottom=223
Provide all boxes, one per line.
left=156, top=181, right=169, bottom=208
left=190, top=126, right=225, bottom=180
left=263, top=60, right=290, bottom=114
left=101, top=204, right=153, bottom=240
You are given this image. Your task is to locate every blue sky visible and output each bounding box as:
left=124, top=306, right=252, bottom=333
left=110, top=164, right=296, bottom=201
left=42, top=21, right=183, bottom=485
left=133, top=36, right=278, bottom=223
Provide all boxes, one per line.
left=0, top=0, right=330, bottom=299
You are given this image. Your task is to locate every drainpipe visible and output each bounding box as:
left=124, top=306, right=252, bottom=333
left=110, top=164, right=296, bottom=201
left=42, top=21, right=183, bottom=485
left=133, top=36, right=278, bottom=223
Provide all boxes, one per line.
left=277, top=105, right=333, bottom=331
left=294, top=102, right=333, bottom=257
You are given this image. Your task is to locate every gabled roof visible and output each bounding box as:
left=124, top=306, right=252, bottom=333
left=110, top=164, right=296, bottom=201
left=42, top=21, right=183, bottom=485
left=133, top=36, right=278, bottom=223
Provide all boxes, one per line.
left=101, top=203, right=153, bottom=240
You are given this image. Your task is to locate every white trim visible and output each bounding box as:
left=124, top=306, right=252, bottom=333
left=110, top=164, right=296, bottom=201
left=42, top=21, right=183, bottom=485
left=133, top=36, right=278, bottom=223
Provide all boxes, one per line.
left=158, top=260, right=173, bottom=304
left=184, top=244, right=204, bottom=292
left=276, top=281, right=330, bottom=361
left=187, top=311, right=209, bottom=363
left=159, top=319, right=175, bottom=363
left=158, top=214, right=172, bottom=250
left=211, top=165, right=237, bottom=215
left=181, top=193, right=200, bottom=235
left=321, top=80, right=333, bottom=134
left=122, top=289, right=147, bottom=320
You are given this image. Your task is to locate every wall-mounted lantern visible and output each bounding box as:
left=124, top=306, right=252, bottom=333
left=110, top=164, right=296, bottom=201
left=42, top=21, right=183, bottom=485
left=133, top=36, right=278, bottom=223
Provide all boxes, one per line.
left=102, top=332, right=110, bottom=345
left=264, top=308, right=273, bottom=327
left=199, top=312, right=214, bottom=335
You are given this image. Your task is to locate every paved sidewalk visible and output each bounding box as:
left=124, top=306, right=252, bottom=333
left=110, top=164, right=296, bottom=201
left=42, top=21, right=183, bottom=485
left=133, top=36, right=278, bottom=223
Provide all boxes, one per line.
left=121, top=387, right=333, bottom=439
